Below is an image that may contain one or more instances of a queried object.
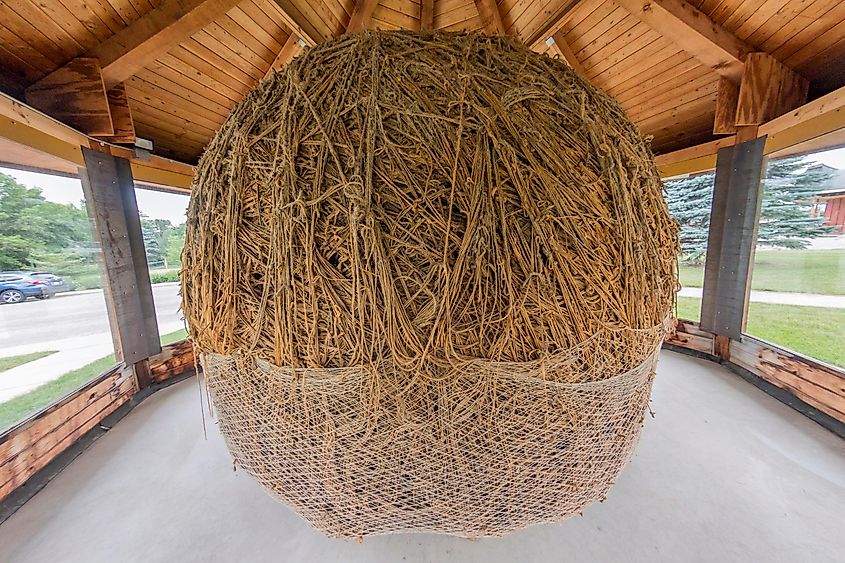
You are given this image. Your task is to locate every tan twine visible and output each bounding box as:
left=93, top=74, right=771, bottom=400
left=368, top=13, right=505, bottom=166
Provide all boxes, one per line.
left=181, top=31, right=679, bottom=538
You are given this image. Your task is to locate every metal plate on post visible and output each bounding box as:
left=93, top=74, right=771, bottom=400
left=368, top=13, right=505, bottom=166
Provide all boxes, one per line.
left=80, top=147, right=160, bottom=366
left=700, top=136, right=766, bottom=340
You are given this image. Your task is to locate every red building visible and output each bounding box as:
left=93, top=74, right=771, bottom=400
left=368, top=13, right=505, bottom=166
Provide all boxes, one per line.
left=811, top=165, right=845, bottom=233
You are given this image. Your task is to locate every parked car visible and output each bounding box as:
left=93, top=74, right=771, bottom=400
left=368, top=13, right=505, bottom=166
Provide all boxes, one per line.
left=0, top=271, right=70, bottom=304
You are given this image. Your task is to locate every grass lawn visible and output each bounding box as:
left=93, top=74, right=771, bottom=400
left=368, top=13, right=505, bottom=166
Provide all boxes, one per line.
left=678, top=249, right=845, bottom=295
left=0, top=351, right=55, bottom=373
left=0, top=329, right=189, bottom=431
left=676, top=297, right=845, bottom=368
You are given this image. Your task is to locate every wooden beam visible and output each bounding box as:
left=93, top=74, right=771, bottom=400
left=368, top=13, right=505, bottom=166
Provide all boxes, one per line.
left=347, top=0, right=380, bottom=33
left=86, top=0, right=245, bottom=90
left=473, top=0, right=506, bottom=36
left=657, top=85, right=845, bottom=177
left=270, top=0, right=323, bottom=45
left=420, top=0, right=434, bottom=31
left=700, top=136, right=766, bottom=340
left=80, top=147, right=161, bottom=373
left=713, top=78, right=739, bottom=135
left=614, top=0, right=752, bottom=83
left=102, top=84, right=136, bottom=144
left=736, top=52, right=809, bottom=126
left=526, top=0, right=582, bottom=47
left=264, top=34, right=305, bottom=79
left=549, top=31, right=585, bottom=75
left=24, top=58, right=113, bottom=137
left=0, top=92, right=194, bottom=189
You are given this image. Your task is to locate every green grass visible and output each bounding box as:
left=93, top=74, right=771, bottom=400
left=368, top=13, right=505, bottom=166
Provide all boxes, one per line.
left=676, top=297, right=845, bottom=368
left=0, top=329, right=189, bottom=431
left=0, top=351, right=55, bottom=373
left=678, top=249, right=845, bottom=295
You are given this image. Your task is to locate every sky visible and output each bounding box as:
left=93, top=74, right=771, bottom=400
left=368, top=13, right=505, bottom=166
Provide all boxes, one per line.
left=3, top=146, right=845, bottom=221
left=0, top=167, right=190, bottom=224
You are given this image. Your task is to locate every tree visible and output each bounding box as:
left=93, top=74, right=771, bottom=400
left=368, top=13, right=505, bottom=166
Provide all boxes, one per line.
left=662, top=173, right=713, bottom=263
left=665, top=156, right=834, bottom=263
left=756, top=158, right=834, bottom=248
left=0, top=173, right=92, bottom=270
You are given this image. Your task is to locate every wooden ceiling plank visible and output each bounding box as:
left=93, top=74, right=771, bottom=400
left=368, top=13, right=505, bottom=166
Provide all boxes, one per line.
left=127, top=77, right=232, bottom=123
left=129, top=73, right=232, bottom=118
left=347, top=0, right=380, bottom=31
left=264, top=33, right=304, bottom=78
left=152, top=52, right=245, bottom=102
left=523, top=0, right=582, bottom=47
left=200, top=23, right=273, bottom=73
left=269, top=0, right=330, bottom=44
left=33, top=0, right=103, bottom=51
left=755, top=0, right=833, bottom=54
left=550, top=30, right=585, bottom=75
left=24, top=57, right=114, bottom=136
left=231, top=4, right=286, bottom=53
left=614, top=0, right=752, bottom=83
left=605, top=46, right=691, bottom=97
left=440, top=14, right=482, bottom=32
left=9, top=0, right=88, bottom=58
left=83, top=0, right=246, bottom=89
left=127, top=92, right=223, bottom=134
left=421, top=0, right=434, bottom=30
left=568, top=5, right=630, bottom=56
left=371, top=7, right=419, bottom=31
left=585, top=28, right=659, bottom=81
left=213, top=11, right=280, bottom=63
left=181, top=34, right=262, bottom=85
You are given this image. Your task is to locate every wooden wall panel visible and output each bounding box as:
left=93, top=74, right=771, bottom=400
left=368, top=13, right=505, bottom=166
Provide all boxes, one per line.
left=0, top=338, right=196, bottom=504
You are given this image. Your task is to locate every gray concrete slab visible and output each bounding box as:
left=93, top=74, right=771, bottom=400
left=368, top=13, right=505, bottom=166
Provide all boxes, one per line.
left=0, top=351, right=843, bottom=563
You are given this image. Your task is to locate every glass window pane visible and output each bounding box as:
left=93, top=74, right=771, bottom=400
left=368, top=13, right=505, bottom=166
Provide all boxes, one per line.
left=664, top=172, right=716, bottom=322
left=135, top=187, right=189, bottom=345
left=0, top=169, right=116, bottom=430
left=745, top=150, right=845, bottom=369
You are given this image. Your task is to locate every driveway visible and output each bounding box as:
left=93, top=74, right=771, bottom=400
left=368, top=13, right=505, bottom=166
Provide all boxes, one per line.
left=0, top=283, right=185, bottom=402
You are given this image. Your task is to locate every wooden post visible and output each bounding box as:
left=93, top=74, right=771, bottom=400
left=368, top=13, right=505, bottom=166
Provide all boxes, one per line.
left=80, top=146, right=161, bottom=389
left=700, top=130, right=766, bottom=357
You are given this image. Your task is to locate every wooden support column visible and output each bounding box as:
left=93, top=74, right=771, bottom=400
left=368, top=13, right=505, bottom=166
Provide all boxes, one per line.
left=80, top=147, right=161, bottom=389
left=700, top=130, right=766, bottom=357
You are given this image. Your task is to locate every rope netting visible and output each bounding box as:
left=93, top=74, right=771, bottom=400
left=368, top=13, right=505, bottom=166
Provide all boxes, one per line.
left=182, top=31, right=679, bottom=538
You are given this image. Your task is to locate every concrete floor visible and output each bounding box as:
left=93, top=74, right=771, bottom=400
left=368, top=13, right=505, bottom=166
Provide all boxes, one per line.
left=1, top=351, right=843, bottom=563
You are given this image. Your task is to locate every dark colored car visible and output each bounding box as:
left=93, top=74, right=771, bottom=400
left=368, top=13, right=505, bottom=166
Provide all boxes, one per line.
left=0, top=271, right=70, bottom=304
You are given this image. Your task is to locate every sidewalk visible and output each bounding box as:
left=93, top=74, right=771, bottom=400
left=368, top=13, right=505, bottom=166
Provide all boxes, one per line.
left=678, top=287, right=845, bottom=309
left=0, top=320, right=185, bottom=403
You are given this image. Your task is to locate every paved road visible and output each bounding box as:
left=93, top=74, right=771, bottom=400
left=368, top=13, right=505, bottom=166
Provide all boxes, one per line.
left=0, top=283, right=184, bottom=355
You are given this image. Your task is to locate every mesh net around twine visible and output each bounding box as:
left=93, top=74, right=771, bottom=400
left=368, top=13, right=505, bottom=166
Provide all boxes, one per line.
left=181, top=31, right=679, bottom=538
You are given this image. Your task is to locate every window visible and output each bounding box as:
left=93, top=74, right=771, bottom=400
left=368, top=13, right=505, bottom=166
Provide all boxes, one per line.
left=0, top=169, right=114, bottom=430
left=135, top=187, right=190, bottom=345
left=745, top=151, right=845, bottom=369
left=664, top=172, right=717, bottom=322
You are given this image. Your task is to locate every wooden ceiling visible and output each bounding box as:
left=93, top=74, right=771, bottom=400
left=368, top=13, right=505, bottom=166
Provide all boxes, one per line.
left=1, top=0, right=844, bottom=164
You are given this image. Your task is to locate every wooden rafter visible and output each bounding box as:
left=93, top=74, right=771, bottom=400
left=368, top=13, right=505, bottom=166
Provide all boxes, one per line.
left=526, top=0, right=583, bottom=48
left=269, top=0, right=323, bottom=45
left=420, top=0, right=434, bottom=32
left=613, top=0, right=752, bottom=84
left=473, top=0, right=505, bottom=36
left=86, top=0, right=246, bottom=90
left=549, top=31, right=585, bottom=76
left=347, top=0, right=380, bottom=33
left=264, top=34, right=305, bottom=79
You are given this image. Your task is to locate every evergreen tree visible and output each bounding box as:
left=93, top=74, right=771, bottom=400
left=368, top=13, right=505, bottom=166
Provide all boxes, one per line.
left=664, top=156, right=834, bottom=263
left=756, top=158, right=834, bottom=248
left=662, top=173, right=713, bottom=262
